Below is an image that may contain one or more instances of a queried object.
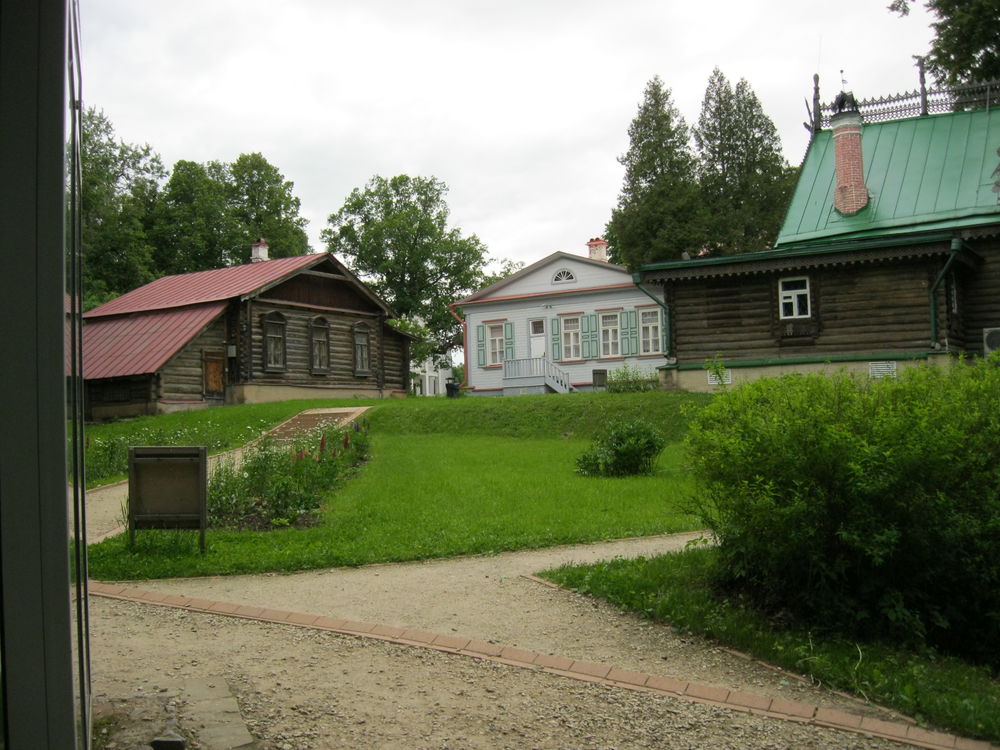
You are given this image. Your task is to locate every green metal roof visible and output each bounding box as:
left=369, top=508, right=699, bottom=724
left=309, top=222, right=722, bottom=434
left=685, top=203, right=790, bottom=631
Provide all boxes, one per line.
left=776, top=107, right=1000, bottom=248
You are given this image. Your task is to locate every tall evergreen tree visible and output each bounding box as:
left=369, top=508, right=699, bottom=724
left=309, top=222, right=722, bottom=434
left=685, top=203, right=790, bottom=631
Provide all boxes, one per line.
left=694, top=69, right=793, bottom=255
left=606, top=76, right=705, bottom=268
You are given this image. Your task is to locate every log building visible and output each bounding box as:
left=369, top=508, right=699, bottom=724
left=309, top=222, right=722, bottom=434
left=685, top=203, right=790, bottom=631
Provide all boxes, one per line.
left=83, top=244, right=411, bottom=419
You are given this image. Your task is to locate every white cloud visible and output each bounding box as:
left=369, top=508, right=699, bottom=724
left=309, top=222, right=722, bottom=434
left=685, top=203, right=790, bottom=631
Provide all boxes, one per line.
left=82, top=0, right=935, bottom=264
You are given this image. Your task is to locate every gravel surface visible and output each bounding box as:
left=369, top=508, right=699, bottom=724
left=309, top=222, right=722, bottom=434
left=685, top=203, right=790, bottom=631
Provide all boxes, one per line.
left=91, top=534, right=912, bottom=749
left=91, top=597, right=903, bottom=750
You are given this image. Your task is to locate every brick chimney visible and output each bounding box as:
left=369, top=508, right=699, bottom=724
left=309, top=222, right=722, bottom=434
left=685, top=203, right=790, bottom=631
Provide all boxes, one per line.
left=586, top=237, right=609, bottom=262
left=830, top=92, right=869, bottom=215
left=250, top=238, right=269, bottom=263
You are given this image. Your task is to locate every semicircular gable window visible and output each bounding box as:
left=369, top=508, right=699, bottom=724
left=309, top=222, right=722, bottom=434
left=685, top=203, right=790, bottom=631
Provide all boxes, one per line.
left=262, top=311, right=287, bottom=372
left=552, top=268, right=576, bottom=285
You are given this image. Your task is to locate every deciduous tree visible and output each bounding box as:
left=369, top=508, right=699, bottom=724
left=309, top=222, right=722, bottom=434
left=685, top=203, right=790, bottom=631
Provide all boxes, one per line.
left=81, top=107, right=165, bottom=307
left=889, top=0, right=1000, bottom=85
left=323, top=175, right=501, bottom=356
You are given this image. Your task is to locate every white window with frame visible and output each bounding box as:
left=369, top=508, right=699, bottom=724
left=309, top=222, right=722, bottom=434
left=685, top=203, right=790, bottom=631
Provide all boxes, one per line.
left=640, top=309, right=661, bottom=354
left=561, top=317, right=581, bottom=359
left=779, top=277, right=811, bottom=319
left=353, top=322, right=371, bottom=376
left=262, top=311, right=286, bottom=372
left=488, top=323, right=505, bottom=365
left=600, top=313, right=620, bottom=357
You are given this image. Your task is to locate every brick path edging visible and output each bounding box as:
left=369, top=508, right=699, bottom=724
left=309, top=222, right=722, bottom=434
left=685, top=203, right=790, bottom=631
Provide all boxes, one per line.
left=88, top=581, right=996, bottom=750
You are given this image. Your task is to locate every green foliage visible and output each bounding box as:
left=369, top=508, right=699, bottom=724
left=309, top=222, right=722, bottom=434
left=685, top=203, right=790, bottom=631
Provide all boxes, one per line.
left=890, top=0, right=1000, bottom=86
left=685, top=357, right=1000, bottom=666
left=208, top=422, right=369, bottom=529
left=323, top=174, right=515, bottom=356
left=694, top=68, right=795, bottom=255
left=605, top=363, right=657, bottom=393
left=212, top=152, right=310, bottom=261
left=542, top=548, right=1000, bottom=744
left=606, top=76, right=705, bottom=268
left=577, top=419, right=666, bottom=477
left=80, top=109, right=310, bottom=307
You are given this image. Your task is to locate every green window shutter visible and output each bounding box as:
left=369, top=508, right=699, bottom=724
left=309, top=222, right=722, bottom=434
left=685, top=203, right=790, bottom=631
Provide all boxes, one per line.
left=583, top=314, right=598, bottom=359
left=550, top=317, right=561, bottom=358
left=622, top=310, right=638, bottom=356
left=504, top=321, right=515, bottom=360
left=476, top=324, right=486, bottom=367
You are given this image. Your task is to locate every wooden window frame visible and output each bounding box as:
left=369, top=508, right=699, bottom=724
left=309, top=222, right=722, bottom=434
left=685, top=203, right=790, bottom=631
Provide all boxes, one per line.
left=310, top=317, right=330, bottom=375
left=640, top=309, right=661, bottom=354
left=778, top=276, right=811, bottom=320
left=353, top=322, right=371, bottom=376
left=561, top=316, right=581, bottom=360
left=599, top=313, right=620, bottom=357
left=487, top=323, right=505, bottom=366
left=262, top=311, right=287, bottom=372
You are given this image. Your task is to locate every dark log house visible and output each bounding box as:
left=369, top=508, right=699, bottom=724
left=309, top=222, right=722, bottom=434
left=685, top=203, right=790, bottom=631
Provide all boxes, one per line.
left=83, top=242, right=411, bottom=419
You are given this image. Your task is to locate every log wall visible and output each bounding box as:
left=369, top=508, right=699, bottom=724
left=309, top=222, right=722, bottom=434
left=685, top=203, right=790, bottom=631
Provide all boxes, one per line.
left=158, top=315, right=227, bottom=401
left=667, top=258, right=938, bottom=364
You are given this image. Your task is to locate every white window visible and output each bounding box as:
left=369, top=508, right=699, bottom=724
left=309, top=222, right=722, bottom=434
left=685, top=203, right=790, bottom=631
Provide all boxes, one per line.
left=561, top=317, right=581, bottom=359
left=640, top=310, right=661, bottom=354
left=600, top=313, right=620, bottom=357
left=529, top=319, right=545, bottom=336
left=779, top=277, right=811, bottom=319
left=353, top=322, right=371, bottom=375
left=488, top=323, right=505, bottom=365
left=552, top=268, right=576, bottom=284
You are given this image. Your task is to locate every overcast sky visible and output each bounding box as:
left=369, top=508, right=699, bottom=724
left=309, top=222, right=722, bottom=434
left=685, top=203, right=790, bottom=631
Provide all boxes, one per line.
left=81, top=0, right=935, bottom=268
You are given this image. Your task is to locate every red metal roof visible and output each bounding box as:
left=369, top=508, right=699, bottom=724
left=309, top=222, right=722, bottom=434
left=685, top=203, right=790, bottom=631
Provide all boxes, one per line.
left=84, top=253, right=325, bottom=318
left=83, top=302, right=227, bottom=380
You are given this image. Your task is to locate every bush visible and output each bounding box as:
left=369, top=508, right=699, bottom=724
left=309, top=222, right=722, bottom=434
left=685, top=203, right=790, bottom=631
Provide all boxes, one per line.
left=208, top=421, right=370, bottom=529
left=606, top=363, right=657, bottom=393
left=577, top=419, right=665, bottom=477
left=685, top=356, right=1000, bottom=666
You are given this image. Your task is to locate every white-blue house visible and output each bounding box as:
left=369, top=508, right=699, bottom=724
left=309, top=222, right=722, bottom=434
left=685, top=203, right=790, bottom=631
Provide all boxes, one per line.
left=453, top=240, right=668, bottom=396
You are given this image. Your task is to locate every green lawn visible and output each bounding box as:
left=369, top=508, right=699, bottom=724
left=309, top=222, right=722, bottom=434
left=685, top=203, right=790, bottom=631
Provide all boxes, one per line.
left=88, top=391, right=706, bottom=579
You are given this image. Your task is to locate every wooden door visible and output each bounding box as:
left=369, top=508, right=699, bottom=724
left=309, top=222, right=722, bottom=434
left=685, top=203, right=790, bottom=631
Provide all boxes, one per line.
left=203, top=352, right=225, bottom=398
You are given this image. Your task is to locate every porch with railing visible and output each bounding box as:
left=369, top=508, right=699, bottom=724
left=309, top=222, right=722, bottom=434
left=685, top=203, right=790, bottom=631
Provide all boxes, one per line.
left=502, top=357, right=574, bottom=394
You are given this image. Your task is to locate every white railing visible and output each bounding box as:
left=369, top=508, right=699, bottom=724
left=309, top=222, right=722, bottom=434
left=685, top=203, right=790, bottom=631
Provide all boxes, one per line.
left=503, top=357, right=573, bottom=393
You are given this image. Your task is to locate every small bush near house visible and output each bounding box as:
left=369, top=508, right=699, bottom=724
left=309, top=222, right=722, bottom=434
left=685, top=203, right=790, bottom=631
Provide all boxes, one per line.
left=685, top=355, right=1000, bottom=667
left=208, top=421, right=370, bottom=529
left=577, top=419, right=666, bottom=477
left=606, top=363, right=657, bottom=393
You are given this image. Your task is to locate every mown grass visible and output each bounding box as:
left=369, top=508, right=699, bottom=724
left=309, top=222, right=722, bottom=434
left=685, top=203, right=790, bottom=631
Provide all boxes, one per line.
left=87, top=433, right=698, bottom=579
left=83, top=391, right=708, bottom=487
left=541, top=548, right=1000, bottom=744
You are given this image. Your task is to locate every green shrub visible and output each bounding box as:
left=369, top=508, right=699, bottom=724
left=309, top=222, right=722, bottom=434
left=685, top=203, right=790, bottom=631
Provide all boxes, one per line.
left=684, top=356, right=1000, bottom=666
left=577, top=419, right=666, bottom=477
left=606, top=363, right=657, bottom=393
left=208, top=421, right=370, bottom=529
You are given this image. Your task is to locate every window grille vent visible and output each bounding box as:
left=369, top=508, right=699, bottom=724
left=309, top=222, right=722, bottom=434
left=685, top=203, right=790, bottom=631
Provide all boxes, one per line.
left=869, top=361, right=897, bottom=379
left=707, top=369, right=732, bottom=386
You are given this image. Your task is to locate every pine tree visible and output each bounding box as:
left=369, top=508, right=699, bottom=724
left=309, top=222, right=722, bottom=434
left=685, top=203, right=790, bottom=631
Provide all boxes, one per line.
left=606, top=76, right=705, bottom=268
left=694, top=69, right=793, bottom=255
